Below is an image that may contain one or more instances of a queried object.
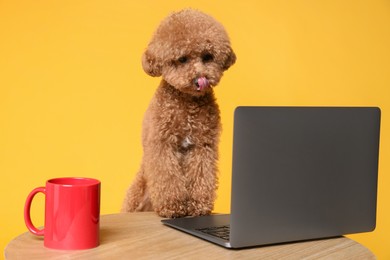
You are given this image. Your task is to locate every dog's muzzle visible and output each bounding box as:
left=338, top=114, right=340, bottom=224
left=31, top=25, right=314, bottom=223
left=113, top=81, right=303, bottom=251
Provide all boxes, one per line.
left=194, top=77, right=210, bottom=91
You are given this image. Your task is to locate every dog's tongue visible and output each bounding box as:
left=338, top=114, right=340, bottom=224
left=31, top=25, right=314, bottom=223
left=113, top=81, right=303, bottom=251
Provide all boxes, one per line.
left=195, top=77, right=210, bottom=91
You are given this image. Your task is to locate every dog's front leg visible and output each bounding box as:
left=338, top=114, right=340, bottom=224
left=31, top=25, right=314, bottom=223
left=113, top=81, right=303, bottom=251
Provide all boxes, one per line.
left=145, top=144, right=189, bottom=218
left=184, top=145, right=218, bottom=216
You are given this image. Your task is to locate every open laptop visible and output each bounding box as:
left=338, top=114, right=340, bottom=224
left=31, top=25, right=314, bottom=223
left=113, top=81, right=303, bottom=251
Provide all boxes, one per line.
left=162, top=106, right=381, bottom=248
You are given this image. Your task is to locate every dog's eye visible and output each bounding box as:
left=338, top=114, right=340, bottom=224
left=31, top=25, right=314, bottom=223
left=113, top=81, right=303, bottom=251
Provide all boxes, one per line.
left=202, top=53, right=213, bottom=63
left=178, top=56, right=188, bottom=64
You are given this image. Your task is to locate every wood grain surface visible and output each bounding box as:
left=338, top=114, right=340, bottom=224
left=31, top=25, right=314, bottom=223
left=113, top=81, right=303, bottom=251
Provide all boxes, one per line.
left=5, top=212, right=375, bottom=259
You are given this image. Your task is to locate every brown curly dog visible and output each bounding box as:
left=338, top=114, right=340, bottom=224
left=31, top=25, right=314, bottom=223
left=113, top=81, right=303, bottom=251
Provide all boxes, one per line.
left=122, top=9, right=236, bottom=218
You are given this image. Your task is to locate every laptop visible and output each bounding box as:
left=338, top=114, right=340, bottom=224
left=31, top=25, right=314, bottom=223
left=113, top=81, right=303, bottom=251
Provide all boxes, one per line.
left=162, top=106, right=381, bottom=248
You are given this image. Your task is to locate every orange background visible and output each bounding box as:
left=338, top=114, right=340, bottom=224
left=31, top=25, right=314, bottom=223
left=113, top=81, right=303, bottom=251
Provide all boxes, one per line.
left=1, top=1, right=389, bottom=258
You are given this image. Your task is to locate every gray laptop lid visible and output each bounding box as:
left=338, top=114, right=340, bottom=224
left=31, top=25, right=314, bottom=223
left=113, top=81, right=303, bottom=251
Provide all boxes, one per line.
left=162, top=106, right=380, bottom=249
left=230, top=106, right=380, bottom=248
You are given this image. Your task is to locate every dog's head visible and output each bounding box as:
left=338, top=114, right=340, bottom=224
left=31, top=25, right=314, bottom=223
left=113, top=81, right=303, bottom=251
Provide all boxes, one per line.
left=142, top=9, right=236, bottom=96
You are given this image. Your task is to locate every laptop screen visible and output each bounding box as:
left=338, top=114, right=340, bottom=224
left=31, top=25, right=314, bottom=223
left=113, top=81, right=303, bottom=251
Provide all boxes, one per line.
left=230, top=107, right=380, bottom=247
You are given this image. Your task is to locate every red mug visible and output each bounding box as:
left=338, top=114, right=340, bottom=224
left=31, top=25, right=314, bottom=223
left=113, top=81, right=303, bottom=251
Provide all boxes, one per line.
left=24, top=177, right=101, bottom=250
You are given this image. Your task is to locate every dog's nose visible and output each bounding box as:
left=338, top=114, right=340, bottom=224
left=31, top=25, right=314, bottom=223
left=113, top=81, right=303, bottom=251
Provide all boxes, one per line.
left=194, top=61, right=206, bottom=73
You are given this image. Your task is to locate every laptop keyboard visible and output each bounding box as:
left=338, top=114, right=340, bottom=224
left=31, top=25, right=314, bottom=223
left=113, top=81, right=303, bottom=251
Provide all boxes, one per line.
left=196, top=225, right=230, bottom=241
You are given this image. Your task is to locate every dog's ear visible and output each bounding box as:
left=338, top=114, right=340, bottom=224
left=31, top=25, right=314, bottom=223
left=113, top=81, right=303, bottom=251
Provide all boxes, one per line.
left=223, top=47, right=237, bottom=71
left=142, top=50, right=162, bottom=77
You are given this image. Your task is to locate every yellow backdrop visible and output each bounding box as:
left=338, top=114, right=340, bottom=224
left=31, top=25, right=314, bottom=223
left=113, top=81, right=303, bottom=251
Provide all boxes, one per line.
left=1, top=0, right=389, bottom=258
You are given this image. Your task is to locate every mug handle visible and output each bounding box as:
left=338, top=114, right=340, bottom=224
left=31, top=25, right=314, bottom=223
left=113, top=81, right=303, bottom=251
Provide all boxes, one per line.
left=24, top=187, right=45, bottom=236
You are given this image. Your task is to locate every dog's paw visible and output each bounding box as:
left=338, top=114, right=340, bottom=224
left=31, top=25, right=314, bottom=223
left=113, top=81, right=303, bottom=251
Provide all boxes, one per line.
left=187, top=201, right=213, bottom=216
left=155, top=204, right=188, bottom=218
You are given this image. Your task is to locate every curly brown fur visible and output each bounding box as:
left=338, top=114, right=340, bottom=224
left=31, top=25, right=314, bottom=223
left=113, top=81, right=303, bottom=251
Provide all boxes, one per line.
left=122, top=9, right=236, bottom=218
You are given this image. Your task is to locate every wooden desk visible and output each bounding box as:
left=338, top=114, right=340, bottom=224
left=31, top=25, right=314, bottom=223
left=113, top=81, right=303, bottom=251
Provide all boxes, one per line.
left=5, top=212, right=375, bottom=259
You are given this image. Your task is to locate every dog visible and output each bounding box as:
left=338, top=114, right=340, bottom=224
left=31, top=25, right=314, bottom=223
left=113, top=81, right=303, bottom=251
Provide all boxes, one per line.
left=122, top=9, right=236, bottom=218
